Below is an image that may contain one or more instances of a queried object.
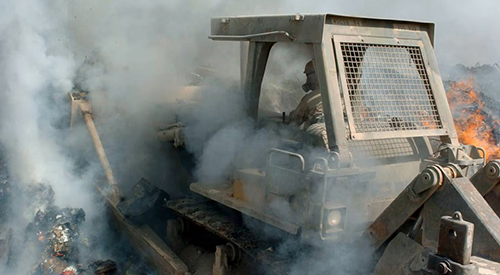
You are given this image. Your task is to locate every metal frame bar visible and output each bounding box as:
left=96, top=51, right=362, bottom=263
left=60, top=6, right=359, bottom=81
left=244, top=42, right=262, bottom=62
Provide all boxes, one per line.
left=243, top=42, right=274, bottom=119
left=268, top=148, right=305, bottom=172
left=351, top=129, right=449, bottom=141
left=419, top=34, right=459, bottom=145
left=314, top=34, right=349, bottom=158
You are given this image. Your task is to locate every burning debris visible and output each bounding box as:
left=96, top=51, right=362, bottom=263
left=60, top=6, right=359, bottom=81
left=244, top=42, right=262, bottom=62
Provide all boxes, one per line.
left=446, top=77, right=500, bottom=160
left=26, top=207, right=86, bottom=259
left=12, top=183, right=117, bottom=275
left=27, top=205, right=113, bottom=275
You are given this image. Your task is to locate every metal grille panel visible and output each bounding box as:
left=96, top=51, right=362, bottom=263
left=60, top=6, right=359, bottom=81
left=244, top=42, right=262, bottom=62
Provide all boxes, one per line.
left=348, top=138, right=415, bottom=160
left=340, top=42, right=442, bottom=134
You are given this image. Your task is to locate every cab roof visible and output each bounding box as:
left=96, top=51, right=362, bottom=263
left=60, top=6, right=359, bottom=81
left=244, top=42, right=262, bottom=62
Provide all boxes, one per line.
left=210, top=13, right=434, bottom=45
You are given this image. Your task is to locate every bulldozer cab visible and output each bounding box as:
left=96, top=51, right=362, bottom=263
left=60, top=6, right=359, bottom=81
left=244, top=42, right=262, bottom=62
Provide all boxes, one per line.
left=210, top=14, right=459, bottom=157
left=183, top=14, right=482, bottom=244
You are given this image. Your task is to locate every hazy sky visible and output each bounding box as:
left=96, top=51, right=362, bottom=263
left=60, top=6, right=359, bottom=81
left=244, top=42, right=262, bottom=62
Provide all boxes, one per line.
left=210, top=0, right=500, bottom=69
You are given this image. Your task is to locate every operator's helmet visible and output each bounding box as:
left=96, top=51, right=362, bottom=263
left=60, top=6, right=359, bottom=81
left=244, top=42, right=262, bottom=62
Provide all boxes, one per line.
left=304, top=60, right=315, bottom=75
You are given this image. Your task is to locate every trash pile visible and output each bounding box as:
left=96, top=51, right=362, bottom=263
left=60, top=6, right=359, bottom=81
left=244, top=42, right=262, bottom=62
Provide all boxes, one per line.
left=0, top=142, right=153, bottom=275
left=28, top=206, right=87, bottom=274
left=24, top=188, right=118, bottom=275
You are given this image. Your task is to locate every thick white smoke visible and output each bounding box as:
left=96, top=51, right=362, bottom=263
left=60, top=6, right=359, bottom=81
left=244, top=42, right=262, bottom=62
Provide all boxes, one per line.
left=0, top=0, right=97, bottom=208
left=0, top=0, right=498, bottom=274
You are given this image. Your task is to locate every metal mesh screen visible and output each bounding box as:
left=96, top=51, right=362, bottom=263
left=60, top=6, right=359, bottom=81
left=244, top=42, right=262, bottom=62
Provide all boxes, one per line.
left=340, top=42, right=442, bottom=134
left=348, top=138, right=415, bottom=160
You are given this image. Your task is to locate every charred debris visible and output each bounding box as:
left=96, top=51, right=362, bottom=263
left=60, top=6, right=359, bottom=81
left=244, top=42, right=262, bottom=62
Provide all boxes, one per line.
left=0, top=168, right=152, bottom=274
left=0, top=182, right=120, bottom=275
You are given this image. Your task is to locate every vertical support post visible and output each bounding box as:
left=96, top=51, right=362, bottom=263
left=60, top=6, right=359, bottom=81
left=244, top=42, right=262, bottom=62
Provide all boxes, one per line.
left=243, top=42, right=273, bottom=119
left=313, top=38, right=349, bottom=162
left=419, top=35, right=459, bottom=146
left=240, top=42, right=249, bottom=91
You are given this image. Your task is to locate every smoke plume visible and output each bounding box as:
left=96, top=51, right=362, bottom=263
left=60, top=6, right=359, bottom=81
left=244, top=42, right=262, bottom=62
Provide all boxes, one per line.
left=0, top=0, right=498, bottom=274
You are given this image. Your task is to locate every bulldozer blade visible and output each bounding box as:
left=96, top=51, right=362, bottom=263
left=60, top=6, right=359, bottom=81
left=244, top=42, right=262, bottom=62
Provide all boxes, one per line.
left=96, top=182, right=188, bottom=275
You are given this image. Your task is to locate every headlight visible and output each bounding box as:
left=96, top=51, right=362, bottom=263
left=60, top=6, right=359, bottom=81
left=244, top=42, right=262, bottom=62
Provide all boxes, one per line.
left=327, top=210, right=342, bottom=227
left=322, top=206, right=346, bottom=237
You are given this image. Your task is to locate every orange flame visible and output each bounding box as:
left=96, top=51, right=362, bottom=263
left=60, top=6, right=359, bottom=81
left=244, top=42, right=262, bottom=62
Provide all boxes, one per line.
left=447, top=78, right=499, bottom=160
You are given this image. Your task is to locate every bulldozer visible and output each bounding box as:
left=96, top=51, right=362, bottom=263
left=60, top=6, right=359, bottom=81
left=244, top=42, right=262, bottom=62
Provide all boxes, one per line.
left=70, top=13, right=500, bottom=274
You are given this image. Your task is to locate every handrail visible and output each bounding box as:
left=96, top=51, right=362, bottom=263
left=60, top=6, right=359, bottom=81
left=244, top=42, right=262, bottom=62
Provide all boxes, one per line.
left=268, top=148, right=305, bottom=172
left=209, top=31, right=293, bottom=41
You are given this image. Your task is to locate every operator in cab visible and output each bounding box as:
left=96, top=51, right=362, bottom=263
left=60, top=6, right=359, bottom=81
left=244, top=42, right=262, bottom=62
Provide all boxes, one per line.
left=289, top=60, right=328, bottom=149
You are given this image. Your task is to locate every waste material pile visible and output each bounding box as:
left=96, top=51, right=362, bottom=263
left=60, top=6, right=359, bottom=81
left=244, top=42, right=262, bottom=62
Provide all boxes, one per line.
left=445, top=66, right=500, bottom=160
left=0, top=179, right=153, bottom=275
left=28, top=206, right=88, bottom=274
left=22, top=184, right=117, bottom=275
left=0, top=142, right=156, bottom=275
